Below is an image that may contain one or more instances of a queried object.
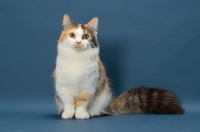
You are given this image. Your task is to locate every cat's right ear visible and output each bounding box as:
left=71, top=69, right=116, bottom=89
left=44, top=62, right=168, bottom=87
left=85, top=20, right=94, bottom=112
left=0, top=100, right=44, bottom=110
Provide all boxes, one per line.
left=62, top=14, right=75, bottom=30
left=86, top=17, right=98, bottom=32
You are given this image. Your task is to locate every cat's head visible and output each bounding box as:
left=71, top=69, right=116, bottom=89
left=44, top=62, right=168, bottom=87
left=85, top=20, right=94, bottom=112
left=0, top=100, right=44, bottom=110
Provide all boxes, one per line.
left=59, top=14, right=98, bottom=50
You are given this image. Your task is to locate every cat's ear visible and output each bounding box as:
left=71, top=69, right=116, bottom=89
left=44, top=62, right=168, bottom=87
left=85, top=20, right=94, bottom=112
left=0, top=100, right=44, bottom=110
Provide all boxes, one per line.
left=86, top=17, right=98, bottom=31
left=63, top=14, right=75, bottom=30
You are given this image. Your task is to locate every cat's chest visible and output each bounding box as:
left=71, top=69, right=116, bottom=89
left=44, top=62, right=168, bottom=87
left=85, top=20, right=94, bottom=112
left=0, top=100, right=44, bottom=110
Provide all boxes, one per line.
left=56, top=56, right=98, bottom=82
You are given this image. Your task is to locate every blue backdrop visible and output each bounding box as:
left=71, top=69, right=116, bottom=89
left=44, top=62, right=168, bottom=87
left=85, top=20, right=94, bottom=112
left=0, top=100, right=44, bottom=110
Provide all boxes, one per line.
left=0, top=0, right=200, bottom=132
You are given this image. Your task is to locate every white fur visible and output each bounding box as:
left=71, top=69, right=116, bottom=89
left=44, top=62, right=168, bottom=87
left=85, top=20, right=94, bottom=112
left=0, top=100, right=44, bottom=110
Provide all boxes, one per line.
left=75, top=107, right=89, bottom=119
left=88, top=91, right=112, bottom=117
left=55, top=27, right=107, bottom=119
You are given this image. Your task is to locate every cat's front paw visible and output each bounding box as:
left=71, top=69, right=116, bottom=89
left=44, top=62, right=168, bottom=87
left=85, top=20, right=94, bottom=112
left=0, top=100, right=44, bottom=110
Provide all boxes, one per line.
left=75, top=108, right=89, bottom=119
left=61, top=109, right=75, bottom=119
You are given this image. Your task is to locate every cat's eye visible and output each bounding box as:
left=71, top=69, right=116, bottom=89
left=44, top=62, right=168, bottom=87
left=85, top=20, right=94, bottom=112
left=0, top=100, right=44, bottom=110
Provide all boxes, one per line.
left=69, top=32, right=75, bottom=38
left=82, top=34, right=89, bottom=40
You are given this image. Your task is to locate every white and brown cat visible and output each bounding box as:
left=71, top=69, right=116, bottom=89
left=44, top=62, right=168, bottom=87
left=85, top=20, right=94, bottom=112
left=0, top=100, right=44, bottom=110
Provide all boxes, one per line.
left=54, top=14, right=184, bottom=119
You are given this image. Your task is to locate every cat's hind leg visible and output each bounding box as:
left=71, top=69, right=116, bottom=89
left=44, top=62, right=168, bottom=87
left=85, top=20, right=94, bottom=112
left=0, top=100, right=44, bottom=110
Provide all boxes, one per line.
left=88, top=89, right=112, bottom=117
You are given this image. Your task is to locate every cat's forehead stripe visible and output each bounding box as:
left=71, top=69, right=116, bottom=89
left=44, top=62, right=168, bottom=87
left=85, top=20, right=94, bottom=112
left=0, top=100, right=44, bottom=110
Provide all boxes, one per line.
left=74, top=24, right=87, bottom=34
left=75, top=24, right=85, bottom=29
left=75, top=27, right=84, bottom=35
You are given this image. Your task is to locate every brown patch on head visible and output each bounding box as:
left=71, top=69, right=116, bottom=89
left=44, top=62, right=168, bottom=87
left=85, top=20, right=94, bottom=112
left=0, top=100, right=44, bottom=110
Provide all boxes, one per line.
left=84, top=28, right=98, bottom=48
left=76, top=91, right=91, bottom=107
left=59, top=27, right=76, bottom=43
left=75, top=24, right=80, bottom=28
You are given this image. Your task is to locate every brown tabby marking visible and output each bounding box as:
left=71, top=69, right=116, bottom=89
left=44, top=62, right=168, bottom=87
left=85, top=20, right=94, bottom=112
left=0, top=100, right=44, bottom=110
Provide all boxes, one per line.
left=111, top=91, right=143, bottom=114
left=111, top=86, right=184, bottom=114
left=99, top=78, right=110, bottom=95
left=95, top=59, right=111, bottom=96
left=75, top=24, right=87, bottom=29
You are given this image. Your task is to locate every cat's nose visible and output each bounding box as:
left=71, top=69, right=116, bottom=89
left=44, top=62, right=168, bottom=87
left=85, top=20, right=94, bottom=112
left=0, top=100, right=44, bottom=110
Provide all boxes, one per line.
left=76, top=41, right=81, bottom=45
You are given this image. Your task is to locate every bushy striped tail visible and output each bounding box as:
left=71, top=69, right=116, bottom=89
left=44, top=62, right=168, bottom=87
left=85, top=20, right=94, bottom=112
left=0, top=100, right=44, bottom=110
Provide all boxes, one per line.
left=110, top=86, right=184, bottom=114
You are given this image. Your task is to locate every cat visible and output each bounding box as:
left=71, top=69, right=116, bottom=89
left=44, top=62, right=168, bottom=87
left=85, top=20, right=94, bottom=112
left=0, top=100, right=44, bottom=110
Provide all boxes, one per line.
left=54, top=14, right=184, bottom=119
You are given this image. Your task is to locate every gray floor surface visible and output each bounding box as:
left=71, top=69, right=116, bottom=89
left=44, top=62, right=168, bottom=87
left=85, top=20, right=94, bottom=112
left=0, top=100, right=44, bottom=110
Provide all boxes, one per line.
left=1, top=101, right=200, bottom=132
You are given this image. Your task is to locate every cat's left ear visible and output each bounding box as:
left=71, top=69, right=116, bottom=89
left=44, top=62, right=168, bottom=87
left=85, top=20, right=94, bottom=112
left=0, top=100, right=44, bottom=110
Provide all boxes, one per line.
left=63, top=14, right=75, bottom=30
left=86, top=17, right=98, bottom=32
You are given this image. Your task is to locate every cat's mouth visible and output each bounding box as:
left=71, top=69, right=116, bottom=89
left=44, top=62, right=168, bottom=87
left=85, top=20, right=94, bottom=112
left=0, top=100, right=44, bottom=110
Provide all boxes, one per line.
left=74, top=43, right=85, bottom=49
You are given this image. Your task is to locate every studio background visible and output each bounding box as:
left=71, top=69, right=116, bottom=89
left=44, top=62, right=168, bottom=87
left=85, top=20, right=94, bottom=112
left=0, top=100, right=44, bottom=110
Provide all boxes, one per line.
left=0, top=0, right=200, bottom=132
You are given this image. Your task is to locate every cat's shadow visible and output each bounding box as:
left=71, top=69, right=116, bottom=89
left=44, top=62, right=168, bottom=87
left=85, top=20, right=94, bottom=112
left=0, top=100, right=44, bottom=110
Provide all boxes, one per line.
left=43, top=114, right=61, bottom=119
left=43, top=114, right=110, bottom=120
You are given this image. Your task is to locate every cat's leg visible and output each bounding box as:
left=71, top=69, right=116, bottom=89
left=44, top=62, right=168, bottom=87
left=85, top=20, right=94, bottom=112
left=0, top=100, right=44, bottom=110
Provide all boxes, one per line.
left=75, top=90, right=93, bottom=119
left=56, top=90, right=75, bottom=119
left=55, top=94, right=64, bottom=115
left=88, top=89, right=112, bottom=117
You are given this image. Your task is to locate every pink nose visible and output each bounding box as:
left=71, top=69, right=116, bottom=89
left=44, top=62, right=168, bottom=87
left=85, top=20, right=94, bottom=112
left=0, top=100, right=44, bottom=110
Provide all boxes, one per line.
left=76, top=41, right=81, bottom=45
